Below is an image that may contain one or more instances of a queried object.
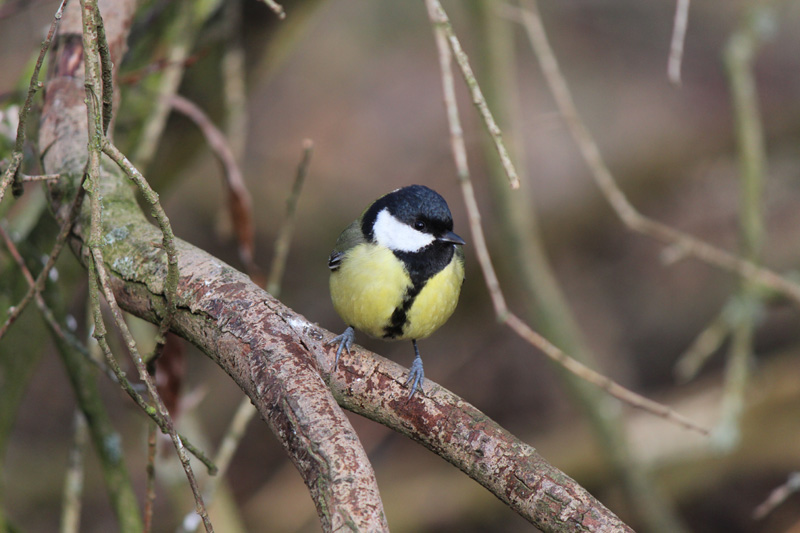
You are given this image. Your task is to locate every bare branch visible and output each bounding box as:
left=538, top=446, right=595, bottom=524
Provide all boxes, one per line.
left=267, top=139, right=313, bottom=297
left=130, top=0, right=223, bottom=170
left=0, top=218, right=144, bottom=530
left=714, top=2, right=773, bottom=450
left=1, top=213, right=212, bottom=474
left=504, top=314, right=708, bottom=435
left=167, top=94, right=259, bottom=279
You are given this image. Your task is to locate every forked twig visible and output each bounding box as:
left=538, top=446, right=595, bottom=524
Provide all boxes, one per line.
left=426, top=0, right=520, bottom=189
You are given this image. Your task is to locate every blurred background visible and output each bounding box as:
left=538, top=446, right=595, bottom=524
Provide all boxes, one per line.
left=2, top=0, right=800, bottom=531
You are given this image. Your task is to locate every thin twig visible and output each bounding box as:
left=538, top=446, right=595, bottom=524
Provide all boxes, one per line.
left=210, top=399, right=257, bottom=482
left=753, top=472, right=800, bottom=520
left=32, top=238, right=144, bottom=530
left=674, top=308, right=730, bottom=383
left=426, top=0, right=707, bottom=436
left=222, top=0, right=247, bottom=162
left=60, top=411, right=88, bottom=533
left=267, top=139, right=313, bottom=296
left=668, top=0, right=691, bottom=85
left=95, top=9, right=114, bottom=134
left=513, top=0, right=800, bottom=307
left=0, top=0, right=68, bottom=204
left=426, top=0, right=520, bottom=189
left=0, top=216, right=130, bottom=388
left=144, top=421, right=158, bottom=533
left=181, top=398, right=258, bottom=533
left=88, top=225, right=216, bottom=528
left=468, top=7, right=687, bottom=529
left=19, top=173, right=61, bottom=182
left=257, top=0, right=285, bottom=20
left=101, top=140, right=180, bottom=350
left=167, top=95, right=258, bottom=277
left=88, top=308, right=217, bottom=474
left=0, top=224, right=69, bottom=338
left=504, top=315, right=708, bottom=434
left=130, top=0, right=221, bottom=170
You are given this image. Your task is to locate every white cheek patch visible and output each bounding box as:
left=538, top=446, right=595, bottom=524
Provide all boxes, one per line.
left=373, top=208, right=435, bottom=252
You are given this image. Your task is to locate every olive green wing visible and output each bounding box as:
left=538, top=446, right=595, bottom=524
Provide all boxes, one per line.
left=328, top=219, right=366, bottom=271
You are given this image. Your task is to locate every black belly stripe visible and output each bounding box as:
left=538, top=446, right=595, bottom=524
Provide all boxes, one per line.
left=382, top=281, right=426, bottom=339
left=381, top=241, right=456, bottom=339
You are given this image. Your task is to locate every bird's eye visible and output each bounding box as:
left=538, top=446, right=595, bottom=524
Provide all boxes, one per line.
left=414, top=220, right=426, bottom=231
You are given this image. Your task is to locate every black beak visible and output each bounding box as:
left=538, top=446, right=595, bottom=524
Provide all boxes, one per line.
left=439, top=230, right=465, bottom=245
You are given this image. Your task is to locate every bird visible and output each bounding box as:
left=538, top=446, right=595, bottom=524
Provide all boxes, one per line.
left=327, top=184, right=465, bottom=398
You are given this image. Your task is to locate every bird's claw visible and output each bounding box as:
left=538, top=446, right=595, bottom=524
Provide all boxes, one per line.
left=327, top=326, right=355, bottom=370
left=405, top=356, right=425, bottom=398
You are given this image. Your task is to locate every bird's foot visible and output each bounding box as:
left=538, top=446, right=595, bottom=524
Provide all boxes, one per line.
left=405, top=355, right=425, bottom=398
left=327, top=326, right=355, bottom=370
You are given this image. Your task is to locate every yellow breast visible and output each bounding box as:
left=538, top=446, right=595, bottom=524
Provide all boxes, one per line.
left=330, top=244, right=464, bottom=340
left=402, top=256, right=463, bottom=340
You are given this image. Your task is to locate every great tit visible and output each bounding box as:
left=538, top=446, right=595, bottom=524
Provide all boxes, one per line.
left=327, top=185, right=466, bottom=398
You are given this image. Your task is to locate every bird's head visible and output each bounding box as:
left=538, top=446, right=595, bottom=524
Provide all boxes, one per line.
left=362, top=185, right=465, bottom=253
